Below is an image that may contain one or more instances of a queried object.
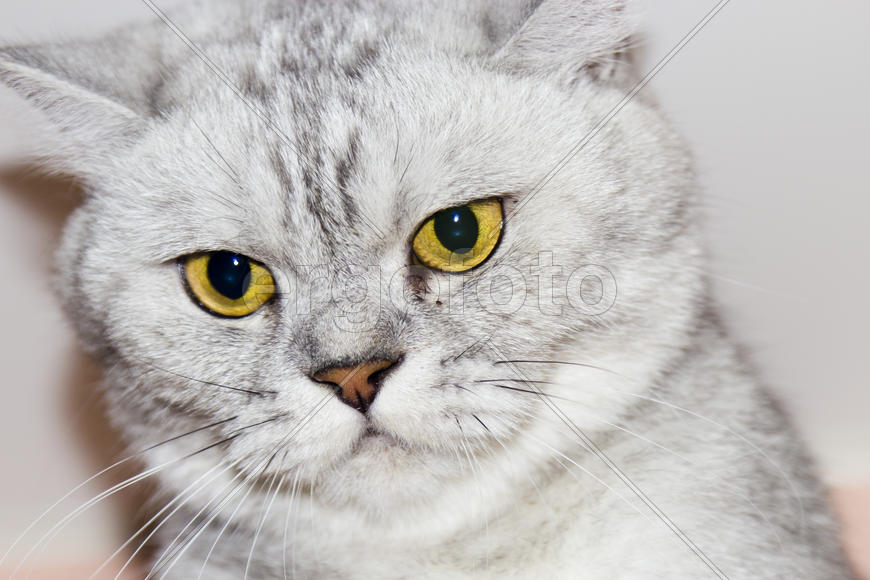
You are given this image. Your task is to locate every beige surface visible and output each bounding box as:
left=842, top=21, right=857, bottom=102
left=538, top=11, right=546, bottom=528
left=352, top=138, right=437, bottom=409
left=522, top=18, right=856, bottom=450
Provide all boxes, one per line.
left=835, top=486, right=870, bottom=579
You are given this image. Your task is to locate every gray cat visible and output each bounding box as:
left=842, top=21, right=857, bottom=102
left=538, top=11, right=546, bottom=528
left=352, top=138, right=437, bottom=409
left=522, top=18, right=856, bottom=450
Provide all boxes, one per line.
left=0, top=0, right=855, bottom=578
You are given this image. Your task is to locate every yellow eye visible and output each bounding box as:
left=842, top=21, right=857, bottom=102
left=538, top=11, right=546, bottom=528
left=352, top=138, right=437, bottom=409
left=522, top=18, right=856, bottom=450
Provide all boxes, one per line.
left=412, top=199, right=503, bottom=272
left=182, top=252, right=275, bottom=317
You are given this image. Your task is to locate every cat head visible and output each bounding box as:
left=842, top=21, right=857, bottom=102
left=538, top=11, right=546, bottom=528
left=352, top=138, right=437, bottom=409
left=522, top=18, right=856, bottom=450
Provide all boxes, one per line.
left=0, top=0, right=705, bottom=523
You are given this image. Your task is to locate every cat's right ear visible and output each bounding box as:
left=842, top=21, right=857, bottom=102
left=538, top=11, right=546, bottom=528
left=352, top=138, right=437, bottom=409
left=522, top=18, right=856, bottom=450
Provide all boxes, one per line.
left=484, top=0, right=639, bottom=86
left=0, top=46, right=145, bottom=180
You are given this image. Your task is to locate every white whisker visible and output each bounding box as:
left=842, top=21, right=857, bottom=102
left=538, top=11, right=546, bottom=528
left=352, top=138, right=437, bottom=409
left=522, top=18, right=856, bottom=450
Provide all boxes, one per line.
left=0, top=417, right=235, bottom=573
left=9, top=433, right=237, bottom=580
left=282, top=470, right=301, bottom=580
left=121, top=459, right=249, bottom=580
left=483, top=368, right=806, bottom=532
left=244, top=472, right=285, bottom=579
left=457, top=419, right=489, bottom=569
left=89, top=460, right=230, bottom=580
left=155, top=454, right=273, bottom=580
left=522, top=432, right=649, bottom=522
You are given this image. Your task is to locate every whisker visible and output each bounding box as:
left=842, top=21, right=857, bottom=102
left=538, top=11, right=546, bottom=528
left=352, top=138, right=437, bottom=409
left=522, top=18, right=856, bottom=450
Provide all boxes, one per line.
left=471, top=413, right=490, bottom=433
left=0, top=415, right=236, bottom=570
left=152, top=456, right=271, bottom=580
left=456, top=417, right=489, bottom=569
left=522, top=431, right=649, bottom=521
left=288, top=469, right=306, bottom=580
left=494, top=359, right=617, bottom=375
left=136, top=358, right=278, bottom=397
left=191, top=465, right=265, bottom=580
left=160, top=393, right=334, bottom=578
left=227, top=414, right=287, bottom=437
left=483, top=383, right=785, bottom=551
left=7, top=428, right=242, bottom=579
left=449, top=333, right=492, bottom=364
left=143, top=416, right=240, bottom=451
left=282, top=471, right=301, bottom=580
left=480, top=417, right=554, bottom=517
left=397, top=141, right=416, bottom=187
left=481, top=369, right=805, bottom=531
left=153, top=441, right=294, bottom=579
left=484, top=346, right=730, bottom=579
left=307, top=478, right=319, bottom=576
left=190, top=119, right=243, bottom=185
left=103, top=460, right=239, bottom=580
left=475, top=380, right=546, bottom=397
left=244, top=473, right=285, bottom=579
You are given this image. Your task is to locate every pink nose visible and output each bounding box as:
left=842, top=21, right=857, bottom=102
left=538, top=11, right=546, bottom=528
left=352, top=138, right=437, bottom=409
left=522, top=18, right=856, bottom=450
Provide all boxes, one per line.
left=312, top=359, right=397, bottom=412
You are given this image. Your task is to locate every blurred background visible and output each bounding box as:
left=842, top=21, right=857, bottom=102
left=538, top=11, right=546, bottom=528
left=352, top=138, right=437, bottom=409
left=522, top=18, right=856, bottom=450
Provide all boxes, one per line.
left=0, top=0, right=867, bottom=577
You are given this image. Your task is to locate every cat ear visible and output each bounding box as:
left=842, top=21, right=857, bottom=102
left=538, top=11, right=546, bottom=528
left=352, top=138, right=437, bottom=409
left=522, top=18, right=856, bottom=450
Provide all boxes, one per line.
left=0, top=44, right=147, bottom=178
left=490, top=0, right=638, bottom=84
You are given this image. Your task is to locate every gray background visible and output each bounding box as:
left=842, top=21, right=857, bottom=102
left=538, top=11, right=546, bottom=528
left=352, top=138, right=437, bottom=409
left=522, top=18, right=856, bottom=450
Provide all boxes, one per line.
left=0, top=0, right=867, bottom=567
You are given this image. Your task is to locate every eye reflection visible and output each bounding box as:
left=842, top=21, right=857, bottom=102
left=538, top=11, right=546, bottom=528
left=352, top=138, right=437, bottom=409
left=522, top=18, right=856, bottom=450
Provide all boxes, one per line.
left=433, top=206, right=478, bottom=254
left=207, top=252, right=251, bottom=300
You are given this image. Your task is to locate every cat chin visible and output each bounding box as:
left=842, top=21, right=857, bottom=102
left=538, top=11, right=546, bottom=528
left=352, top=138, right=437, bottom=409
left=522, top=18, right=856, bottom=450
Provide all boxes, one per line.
left=310, top=452, right=452, bottom=515
left=352, top=426, right=402, bottom=451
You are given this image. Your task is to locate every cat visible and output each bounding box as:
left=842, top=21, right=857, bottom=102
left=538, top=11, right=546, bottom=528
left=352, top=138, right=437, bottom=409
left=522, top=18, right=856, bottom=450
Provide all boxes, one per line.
left=0, top=0, right=856, bottom=578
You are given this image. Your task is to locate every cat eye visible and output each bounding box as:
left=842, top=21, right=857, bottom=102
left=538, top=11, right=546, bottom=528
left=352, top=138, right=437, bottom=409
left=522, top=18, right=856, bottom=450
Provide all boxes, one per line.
left=411, top=199, right=503, bottom=272
left=181, top=251, right=275, bottom=317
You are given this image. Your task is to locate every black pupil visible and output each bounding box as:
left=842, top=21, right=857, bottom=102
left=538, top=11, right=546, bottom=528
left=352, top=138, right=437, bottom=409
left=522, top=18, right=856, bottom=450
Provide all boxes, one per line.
left=207, top=252, right=251, bottom=300
left=433, top=206, right=478, bottom=254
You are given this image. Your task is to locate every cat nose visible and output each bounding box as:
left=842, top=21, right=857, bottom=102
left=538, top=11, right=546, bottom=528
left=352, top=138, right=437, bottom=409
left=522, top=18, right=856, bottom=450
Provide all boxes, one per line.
left=311, top=359, right=399, bottom=413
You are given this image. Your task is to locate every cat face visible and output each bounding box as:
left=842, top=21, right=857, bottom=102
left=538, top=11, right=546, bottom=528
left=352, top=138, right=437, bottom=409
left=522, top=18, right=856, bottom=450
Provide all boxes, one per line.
left=3, top=0, right=704, bottom=519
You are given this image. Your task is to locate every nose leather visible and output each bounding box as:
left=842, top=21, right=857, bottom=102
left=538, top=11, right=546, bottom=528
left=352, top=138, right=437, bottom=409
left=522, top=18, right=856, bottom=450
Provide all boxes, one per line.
left=312, top=360, right=396, bottom=412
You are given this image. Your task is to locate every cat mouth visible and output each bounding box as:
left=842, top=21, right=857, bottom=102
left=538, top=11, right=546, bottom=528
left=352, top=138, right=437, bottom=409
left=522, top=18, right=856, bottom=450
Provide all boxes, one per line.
left=354, top=425, right=401, bottom=451
left=362, top=425, right=391, bottom=440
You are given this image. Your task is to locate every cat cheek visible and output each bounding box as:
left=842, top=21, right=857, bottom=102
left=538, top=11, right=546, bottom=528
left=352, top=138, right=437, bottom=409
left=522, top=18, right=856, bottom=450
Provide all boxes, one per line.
left=227, top=394, right=365, bottom=471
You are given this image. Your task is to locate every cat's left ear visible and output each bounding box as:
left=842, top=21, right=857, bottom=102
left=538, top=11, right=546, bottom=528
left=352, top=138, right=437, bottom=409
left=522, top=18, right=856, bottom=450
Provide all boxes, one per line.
left=489, top=0, right=638, bottom=85
left=0, top=47, right=144, bottom=179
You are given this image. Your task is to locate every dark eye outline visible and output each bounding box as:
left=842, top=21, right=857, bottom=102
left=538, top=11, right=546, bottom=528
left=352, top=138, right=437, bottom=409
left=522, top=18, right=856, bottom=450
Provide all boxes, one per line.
left=410, top=198, right=504, bottom=273
left=178, top=252, right=277, bottom=319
